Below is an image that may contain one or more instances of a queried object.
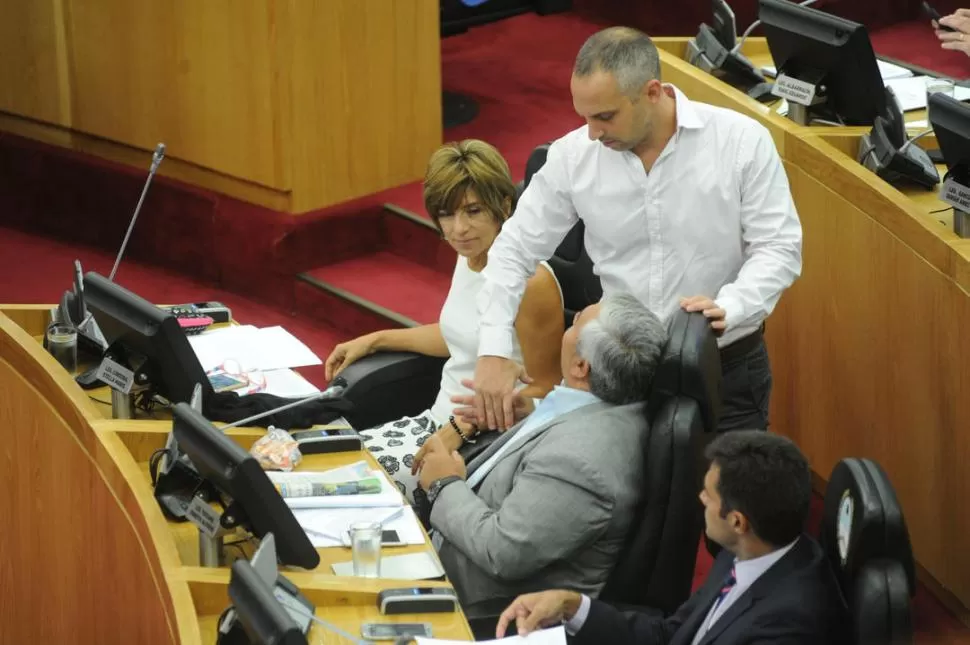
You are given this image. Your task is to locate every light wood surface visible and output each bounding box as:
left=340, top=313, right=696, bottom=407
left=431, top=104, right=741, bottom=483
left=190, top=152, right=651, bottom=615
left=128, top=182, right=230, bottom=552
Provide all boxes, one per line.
left=0, top=0, right=442, bottom=213
left=656, top=40, right=970, bottom=615
left=0, top=305, right=472, bottom=643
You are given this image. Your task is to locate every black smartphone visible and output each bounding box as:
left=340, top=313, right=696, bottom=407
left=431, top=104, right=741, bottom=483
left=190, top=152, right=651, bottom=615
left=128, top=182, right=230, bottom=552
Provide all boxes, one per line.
left=924, top=2, right=957, bottom=31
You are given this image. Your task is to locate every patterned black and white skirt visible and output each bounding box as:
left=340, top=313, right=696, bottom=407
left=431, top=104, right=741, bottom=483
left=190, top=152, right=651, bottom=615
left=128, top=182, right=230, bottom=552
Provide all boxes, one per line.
left=358, top=409, right=439, bottom=504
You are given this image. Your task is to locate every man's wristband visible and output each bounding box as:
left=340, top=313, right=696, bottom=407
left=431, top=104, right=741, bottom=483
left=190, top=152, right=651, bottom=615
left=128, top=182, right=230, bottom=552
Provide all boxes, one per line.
left=449, top=415, right=476, bottom=444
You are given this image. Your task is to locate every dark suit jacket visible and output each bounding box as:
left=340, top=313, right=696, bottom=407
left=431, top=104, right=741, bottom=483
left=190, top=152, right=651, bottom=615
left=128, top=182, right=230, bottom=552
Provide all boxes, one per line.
left=572, top=535, right=848, bottom=645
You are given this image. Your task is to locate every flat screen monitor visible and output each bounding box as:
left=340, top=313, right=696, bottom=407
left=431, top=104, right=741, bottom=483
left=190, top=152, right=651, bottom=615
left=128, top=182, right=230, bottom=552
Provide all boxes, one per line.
left=929, top=91, right=970, bottom=176
left=759, top=0, right=885, bottom=125
left=171, top=402, right=320, bottom=569
left=228, top=560, right=308, bottom=645
left=83, top=271, right=211, bottom=405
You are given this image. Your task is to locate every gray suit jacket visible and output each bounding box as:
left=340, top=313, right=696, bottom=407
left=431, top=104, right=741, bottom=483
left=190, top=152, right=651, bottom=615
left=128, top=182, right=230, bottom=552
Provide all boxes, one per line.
left=429, top=400, right=648, bottom=616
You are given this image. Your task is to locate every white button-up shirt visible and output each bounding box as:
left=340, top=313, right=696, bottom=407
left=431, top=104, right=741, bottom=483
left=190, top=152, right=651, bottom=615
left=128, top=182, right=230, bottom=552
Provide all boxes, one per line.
left=477, top=85, right=802, bottom=356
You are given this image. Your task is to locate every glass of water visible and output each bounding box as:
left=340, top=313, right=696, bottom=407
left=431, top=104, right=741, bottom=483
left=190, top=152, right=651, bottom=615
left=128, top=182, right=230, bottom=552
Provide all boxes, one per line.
left=46, top=324, right=78, bottom=374
left=350, top=521, right=382, bottom=578
left=927, top=77, right=955, bottom=101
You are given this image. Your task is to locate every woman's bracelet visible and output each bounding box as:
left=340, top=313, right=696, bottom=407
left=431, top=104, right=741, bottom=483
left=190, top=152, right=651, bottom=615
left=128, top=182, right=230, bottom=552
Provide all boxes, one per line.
left=449, top=415, right=476, bottom=444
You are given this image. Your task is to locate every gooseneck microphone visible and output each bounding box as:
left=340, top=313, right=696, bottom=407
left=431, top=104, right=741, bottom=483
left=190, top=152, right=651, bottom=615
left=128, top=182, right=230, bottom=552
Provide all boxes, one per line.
left=109, top=142, right=166, bottom=281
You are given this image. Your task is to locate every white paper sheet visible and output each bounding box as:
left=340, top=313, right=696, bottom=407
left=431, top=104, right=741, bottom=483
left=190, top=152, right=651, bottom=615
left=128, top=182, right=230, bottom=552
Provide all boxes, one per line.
left=253, top=326, right=322, bottom=371
left=294, top=505, right=426, bottom=547
left=885, top=76, right=970, bottom=112
left=188, top=325, right=322, bottom=373
left=415, top=626, right=567, bottom=645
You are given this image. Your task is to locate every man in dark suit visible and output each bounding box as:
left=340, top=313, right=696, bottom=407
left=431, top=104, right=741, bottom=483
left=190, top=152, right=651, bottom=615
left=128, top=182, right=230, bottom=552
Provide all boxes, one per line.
left=495, top=431, right=848, bottom=644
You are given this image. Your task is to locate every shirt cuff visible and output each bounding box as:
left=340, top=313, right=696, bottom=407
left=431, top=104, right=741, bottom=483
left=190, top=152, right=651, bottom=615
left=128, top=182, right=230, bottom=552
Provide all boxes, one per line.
left=564, top=594, right=591, bottom=635
left=478, top=324, right=516, bottom=359
left=713, top=293, right=745, bottom=330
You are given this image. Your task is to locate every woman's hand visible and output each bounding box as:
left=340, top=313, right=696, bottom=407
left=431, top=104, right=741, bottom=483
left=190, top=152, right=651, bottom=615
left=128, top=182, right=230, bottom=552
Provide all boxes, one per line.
left=324, top=335, right=377, bottom=381
left=411, top=419, right=477, bottom=476
left=937, top=9, right=970, bottom=56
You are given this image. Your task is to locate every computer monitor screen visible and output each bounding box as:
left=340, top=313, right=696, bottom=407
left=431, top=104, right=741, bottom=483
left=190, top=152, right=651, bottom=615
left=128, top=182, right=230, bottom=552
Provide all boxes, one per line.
left=759, top=0, right=885, bottom=125
left=712, top=0, right=737, bottom=50
left=171, top=403, right=320, bottom=569
left=228, top=560, right=308, bottom=645
left=929, top=92, right=970, bottom=175
left=83, top=271, right=210, bottom=405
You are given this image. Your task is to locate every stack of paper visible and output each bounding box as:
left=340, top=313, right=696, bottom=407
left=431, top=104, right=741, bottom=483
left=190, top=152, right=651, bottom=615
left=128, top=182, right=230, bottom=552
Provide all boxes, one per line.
left=884, top=76, right=970, bottom=112
left=295, top=506, right=426, bottom=547
left=189, top=325, right=322, bottom=372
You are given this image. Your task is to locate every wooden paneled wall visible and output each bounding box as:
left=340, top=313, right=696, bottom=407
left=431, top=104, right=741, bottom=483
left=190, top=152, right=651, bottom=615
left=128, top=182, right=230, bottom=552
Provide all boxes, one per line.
left=0, top=0, right=442, bottom=213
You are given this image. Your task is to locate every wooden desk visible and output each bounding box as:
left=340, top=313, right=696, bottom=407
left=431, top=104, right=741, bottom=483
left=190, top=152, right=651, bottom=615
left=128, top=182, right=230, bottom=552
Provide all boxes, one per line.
left=655, top=39, right=970, bottom=619
left=0, top=306, right=472, bottom=643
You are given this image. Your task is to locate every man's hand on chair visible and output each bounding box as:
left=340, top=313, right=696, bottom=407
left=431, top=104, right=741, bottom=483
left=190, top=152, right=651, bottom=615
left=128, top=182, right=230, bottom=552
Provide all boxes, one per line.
left=680, top=295, right=727, bottom=336
left=452, top=378, right=534, bottom=428
left=473, top=356, right=531, bottom=431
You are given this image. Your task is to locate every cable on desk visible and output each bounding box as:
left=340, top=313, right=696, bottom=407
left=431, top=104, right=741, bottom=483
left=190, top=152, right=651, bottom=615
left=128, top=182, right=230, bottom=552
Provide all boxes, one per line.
left=88, top=396, right=112, bottom=406
left=931, top=206, right=954, bottom=214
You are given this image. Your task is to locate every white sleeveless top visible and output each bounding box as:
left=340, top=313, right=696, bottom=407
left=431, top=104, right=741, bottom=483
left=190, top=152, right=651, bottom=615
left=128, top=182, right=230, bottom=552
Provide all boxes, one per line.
left=429, top=257, right=560, bottom=424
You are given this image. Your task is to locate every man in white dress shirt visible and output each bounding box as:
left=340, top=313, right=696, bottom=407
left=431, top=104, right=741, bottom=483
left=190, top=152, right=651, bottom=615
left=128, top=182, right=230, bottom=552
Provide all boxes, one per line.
left=495, top=431, right=849, bottom=645
left=472, top=27, right=802, bottom=433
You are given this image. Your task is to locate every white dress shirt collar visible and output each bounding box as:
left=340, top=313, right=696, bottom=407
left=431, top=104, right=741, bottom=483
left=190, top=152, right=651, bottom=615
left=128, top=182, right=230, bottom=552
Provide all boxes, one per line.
left=731, top=537, right=799, bottom=591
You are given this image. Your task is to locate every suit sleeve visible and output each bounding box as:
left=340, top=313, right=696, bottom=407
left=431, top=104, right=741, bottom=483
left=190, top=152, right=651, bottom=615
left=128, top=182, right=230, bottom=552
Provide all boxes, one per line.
left=571, top=593, right=698, bottom=645
left=429, top=447, right=613, bottom=581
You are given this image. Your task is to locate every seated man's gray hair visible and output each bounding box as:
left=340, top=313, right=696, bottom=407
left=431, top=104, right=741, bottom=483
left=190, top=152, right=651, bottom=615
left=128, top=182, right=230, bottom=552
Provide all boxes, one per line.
left=577, top=293, right=668, bottom=405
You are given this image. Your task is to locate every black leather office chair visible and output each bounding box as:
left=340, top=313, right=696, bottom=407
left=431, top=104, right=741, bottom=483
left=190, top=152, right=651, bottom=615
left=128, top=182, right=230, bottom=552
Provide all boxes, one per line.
left=820, top=458, right=915, bottom=645
left=338, top=143, right=599, bottom=431
left=599, top=309, right=721, bottom=614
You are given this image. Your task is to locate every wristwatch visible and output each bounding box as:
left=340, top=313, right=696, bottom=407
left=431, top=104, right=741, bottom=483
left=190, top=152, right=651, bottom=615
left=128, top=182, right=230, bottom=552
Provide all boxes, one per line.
left=426, top=475, right=463, bottom=506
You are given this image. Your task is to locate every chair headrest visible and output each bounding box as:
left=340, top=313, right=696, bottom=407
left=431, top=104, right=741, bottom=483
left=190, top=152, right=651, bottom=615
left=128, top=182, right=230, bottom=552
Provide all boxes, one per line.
left=821, top=458, right=916, bottom=598
left=647, top=310, right=722, bottom=433
left=523, top=142, right=550, bottom=190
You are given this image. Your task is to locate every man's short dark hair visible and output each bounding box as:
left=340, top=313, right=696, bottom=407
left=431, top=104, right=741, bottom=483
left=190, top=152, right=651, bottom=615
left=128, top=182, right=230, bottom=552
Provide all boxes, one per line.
left=705, top=430, right=811, bottom=547
left=573, top=27, right=661, bottom=96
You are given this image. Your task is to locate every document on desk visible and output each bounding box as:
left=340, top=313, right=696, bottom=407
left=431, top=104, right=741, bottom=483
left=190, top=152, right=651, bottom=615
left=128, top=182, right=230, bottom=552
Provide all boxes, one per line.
left=188, top=325, right=322, bottom=372
left=294, top=505, right=426, bottom=547
left=267, top=462, right=404, bottom=509
left=415, top=626, right=567, bottom=645
left=884, top=76, right=970, bottom=112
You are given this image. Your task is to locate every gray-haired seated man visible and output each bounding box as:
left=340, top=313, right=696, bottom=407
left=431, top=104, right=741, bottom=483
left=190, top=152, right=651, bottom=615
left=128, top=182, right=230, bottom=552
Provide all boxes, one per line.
left=412, top=293, right=668, bottom=617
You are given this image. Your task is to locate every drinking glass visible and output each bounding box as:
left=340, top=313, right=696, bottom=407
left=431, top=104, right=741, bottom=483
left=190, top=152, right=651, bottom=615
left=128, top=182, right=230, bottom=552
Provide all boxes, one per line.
left=350, top=521, right=382, bottom=578
left=46, top=324, right=77, bottom=374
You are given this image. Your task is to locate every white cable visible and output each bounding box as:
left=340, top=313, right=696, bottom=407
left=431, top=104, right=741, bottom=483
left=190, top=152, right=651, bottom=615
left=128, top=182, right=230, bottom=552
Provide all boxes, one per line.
left=732, top=0, right=819, bottom=55
left=899, top=128, right=935, bottom=155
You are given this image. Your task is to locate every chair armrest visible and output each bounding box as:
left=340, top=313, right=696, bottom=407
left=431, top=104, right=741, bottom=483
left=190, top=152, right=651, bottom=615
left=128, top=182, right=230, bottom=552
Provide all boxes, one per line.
left=338, top=351, right=447, bottom=430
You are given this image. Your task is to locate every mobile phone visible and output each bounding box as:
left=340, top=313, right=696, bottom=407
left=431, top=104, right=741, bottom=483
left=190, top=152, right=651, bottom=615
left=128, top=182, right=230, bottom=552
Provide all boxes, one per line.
left=342, top=529, right=404, bottom=547
left=360, top=622, right=432, bottom=640
left=207, top=371, right=248, bottom=392
left=923, top=2, right=957, bottom=31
